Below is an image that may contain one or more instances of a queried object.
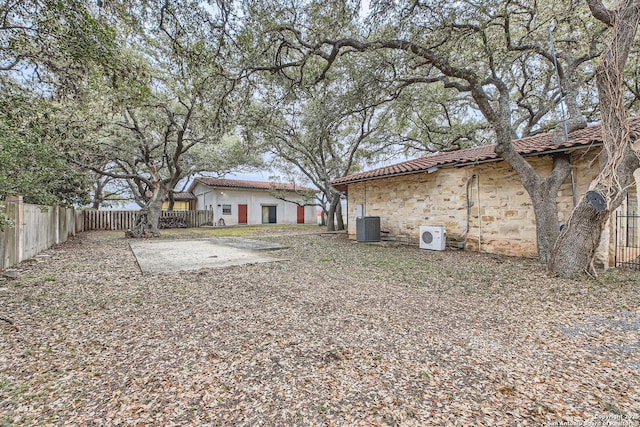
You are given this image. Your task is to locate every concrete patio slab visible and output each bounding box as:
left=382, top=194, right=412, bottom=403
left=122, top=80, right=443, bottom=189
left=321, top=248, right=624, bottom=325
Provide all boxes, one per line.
left=129, top=238, right=287, bottom=274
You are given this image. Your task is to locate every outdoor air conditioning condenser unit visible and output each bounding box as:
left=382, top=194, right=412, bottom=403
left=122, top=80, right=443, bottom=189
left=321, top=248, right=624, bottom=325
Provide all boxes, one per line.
left=419, top=226, right=446, bottom=251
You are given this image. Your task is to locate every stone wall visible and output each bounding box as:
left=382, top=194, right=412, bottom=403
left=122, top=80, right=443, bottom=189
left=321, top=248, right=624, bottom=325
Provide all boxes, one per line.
left=345, top=146, right=629, bottom=266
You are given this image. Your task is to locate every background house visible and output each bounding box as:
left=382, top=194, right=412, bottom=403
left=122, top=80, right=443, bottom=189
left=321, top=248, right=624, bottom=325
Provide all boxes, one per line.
left=161, top=192, right=197, bottom=211
left=189, top=178, right=317, bottom=226
left=332, top=119, right=640, bottom=268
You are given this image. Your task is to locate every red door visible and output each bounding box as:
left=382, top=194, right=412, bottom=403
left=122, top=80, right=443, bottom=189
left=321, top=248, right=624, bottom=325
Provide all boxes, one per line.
left=238, top=204, right=248, bottom=224
left=297, top=206, right=305, bottom=224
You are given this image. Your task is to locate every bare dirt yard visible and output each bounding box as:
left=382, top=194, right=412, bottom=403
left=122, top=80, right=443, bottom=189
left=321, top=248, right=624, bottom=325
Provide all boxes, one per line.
left=1, top=226, right=639, bottom=426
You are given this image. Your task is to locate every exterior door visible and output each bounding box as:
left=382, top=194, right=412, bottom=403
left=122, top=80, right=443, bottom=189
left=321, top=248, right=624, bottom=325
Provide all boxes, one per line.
left=297, top=206, right=305, bottom=224
left=262, top=206, right=277, bottom=224
left=238, top=204, right=248, bottom=225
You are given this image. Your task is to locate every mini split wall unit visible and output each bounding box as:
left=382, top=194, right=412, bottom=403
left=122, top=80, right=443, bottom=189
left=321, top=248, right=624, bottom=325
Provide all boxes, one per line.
left=419, top=226, right=446, bottom=251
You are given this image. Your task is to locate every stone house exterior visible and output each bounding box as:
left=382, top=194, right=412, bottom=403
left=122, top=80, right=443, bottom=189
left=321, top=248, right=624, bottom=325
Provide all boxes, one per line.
left=331, top=119, right=640, bottom=267
left=188, top=178, right=317, bottom=226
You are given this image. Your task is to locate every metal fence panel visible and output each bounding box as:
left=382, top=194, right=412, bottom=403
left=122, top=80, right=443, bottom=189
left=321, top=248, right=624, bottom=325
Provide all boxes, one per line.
left=615, top=212, right=640, bottom=269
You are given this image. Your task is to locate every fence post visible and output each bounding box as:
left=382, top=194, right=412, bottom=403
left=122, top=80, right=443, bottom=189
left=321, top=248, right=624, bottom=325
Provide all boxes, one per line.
left=70, top=207, right=75, bottom=237
left=6, top=195, right=24, bottom=264
left=54, top=205, right=60, bottom=244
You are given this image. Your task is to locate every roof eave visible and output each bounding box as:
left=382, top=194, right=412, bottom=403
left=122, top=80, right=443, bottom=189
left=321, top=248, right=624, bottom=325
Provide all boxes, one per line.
left=192, top=180, right=315, bottom=193
left=332, top=168, right=433, bottom=189
left=332, top=142, right=603, bottom=188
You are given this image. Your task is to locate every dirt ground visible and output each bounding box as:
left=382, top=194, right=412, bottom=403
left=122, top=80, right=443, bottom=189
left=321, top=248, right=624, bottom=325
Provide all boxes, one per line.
left=1, top=227, right=639, bottom=426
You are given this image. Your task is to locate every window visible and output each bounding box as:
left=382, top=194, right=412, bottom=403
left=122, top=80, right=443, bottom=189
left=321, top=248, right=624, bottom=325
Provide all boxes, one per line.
left=222, top=204, right=231, bottom=215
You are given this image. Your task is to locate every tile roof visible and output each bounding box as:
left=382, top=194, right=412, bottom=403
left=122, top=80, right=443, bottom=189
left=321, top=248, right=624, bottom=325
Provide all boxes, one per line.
left=331, top=117, right=640, bottom=188
left=172, top=192, right=196, bottom=201
left=144, top=191, right=197, bottom=201
left=193, top=177, right=314, bottom=193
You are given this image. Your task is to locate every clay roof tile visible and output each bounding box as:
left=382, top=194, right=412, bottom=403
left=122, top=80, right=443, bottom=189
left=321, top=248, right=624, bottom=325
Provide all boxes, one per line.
left=332, top=118, right=640, bottom=187
left=193, top=177, right=314, bottom=193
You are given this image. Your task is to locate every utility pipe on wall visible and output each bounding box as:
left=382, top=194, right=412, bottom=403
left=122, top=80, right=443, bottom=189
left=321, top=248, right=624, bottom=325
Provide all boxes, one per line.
left=363, top=182, right=367, bottom=217
left=464, top=174, right=476, bottom=242
left=463, top=173, right=482, bottom=252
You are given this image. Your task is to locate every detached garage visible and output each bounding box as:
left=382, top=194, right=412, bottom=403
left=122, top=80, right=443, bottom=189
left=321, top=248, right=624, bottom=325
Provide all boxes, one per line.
left=189, top=178, right=317, bottom=226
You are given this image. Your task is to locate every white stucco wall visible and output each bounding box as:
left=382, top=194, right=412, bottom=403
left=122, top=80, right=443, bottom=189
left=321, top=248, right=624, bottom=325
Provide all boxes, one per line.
left=191, top=183, right=316, bottom=225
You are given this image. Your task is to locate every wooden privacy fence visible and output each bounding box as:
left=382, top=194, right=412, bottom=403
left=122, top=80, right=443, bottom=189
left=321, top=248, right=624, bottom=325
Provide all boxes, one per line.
left=158, top=210, right=214, bottom=229
left=0, top=196, right=78, bottom=270
left=82, top=210, right=137, bottom=231
left=0, top=199, right=214, bottom=270
left=81, top=210, right=214, bottom=231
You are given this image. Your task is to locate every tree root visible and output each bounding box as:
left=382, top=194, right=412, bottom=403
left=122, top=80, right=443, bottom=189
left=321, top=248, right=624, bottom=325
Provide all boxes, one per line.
left=125, top=229, right=157, bottom=238
left=585, top=260, right=598, bottom=278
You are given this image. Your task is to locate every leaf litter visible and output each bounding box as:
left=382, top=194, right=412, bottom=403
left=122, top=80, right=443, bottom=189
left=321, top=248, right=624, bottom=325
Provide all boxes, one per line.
left=1, top=229, right=639, bottom=426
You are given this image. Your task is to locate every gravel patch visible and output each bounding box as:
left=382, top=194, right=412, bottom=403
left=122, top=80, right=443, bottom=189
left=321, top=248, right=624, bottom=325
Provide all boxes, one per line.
left=1, top=229, right=639, bottom=426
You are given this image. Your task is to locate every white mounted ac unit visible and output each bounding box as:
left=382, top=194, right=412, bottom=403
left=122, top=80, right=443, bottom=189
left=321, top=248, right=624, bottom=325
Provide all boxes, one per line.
left=419, top=226, right=446, bottom=251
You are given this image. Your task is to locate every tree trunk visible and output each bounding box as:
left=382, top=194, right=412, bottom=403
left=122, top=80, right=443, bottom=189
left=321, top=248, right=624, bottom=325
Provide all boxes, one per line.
left=92, top=198, right=101, bottom=210
left=326, top=193, right=340, bottom=231
left=474, top=84, right=575, bottom=263
left=531, top=186, right=563, bottom=264
left=495, top=126, right=572, bottom=263
left=126, top=187, right=166, bottom=238
left=550, top=146, right=639, bottom=276
left=548, top=199, right=610, bottom=276
left=92, top=177, right=105, bottom=210
left=335, top=199, right=344, bottom=230
left=167, top=191, right=175, bottom=211
left=550, top=0, right=640, bottom=277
